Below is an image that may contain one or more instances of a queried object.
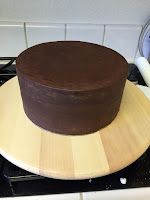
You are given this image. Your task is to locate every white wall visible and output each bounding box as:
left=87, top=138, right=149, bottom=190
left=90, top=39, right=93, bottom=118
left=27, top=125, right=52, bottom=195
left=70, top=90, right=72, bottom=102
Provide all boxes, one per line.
left=0, top=0, right=150, bottom=61
left=0, top=0, right=149, bottom=24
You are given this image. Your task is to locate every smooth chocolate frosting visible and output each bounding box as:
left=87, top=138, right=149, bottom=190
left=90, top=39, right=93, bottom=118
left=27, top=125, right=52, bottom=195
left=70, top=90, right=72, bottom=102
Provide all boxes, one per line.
left=16, top=41, right=128, bottom=135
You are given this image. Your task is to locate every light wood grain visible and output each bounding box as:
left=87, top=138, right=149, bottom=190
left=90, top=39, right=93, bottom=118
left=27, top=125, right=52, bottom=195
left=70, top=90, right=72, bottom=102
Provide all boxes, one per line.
left=0, top=77, right=149, bottom=180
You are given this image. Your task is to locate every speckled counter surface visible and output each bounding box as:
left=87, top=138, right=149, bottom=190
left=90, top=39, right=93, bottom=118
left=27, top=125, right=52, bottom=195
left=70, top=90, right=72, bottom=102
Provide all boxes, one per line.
left=0, top=188, right=150, bottom=200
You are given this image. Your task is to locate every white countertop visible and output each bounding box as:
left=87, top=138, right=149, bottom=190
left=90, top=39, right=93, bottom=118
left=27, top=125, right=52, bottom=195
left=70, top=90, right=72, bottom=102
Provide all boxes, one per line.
left=0, top=188, right=150, bottom=200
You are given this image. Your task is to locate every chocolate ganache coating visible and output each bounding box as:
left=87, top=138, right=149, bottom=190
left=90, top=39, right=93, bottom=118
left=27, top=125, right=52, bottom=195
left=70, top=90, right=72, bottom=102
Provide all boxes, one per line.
left=16, top=41, right=128, bottom=135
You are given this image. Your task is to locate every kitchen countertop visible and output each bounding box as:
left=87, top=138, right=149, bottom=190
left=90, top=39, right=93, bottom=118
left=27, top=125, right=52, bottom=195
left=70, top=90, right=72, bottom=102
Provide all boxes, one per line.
left=0, top=188, right=149, bottom=200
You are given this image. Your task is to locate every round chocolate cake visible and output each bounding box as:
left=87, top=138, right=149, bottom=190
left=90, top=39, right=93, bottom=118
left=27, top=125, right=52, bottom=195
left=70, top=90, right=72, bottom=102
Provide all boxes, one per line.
left=16, top=41, right=128, bottom=135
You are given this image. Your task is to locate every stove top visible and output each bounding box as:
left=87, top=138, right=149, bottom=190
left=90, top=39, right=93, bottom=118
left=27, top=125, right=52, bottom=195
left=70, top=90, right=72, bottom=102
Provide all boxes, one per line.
left=0, top=58, right=149, bottom=197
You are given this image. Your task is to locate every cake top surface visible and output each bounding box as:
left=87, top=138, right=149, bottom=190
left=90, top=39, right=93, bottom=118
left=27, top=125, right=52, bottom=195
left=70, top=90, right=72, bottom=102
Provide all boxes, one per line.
left=16, top=41, right=127, bottom=91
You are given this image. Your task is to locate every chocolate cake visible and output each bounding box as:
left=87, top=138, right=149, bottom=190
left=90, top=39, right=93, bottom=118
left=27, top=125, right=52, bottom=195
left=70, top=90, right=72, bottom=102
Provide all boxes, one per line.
left=16, top=41, right=128, bottom=135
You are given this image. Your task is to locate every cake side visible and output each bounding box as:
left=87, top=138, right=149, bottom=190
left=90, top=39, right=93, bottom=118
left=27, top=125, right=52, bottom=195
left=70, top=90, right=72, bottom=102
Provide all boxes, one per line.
left=16, top=72, right=127, bottom=135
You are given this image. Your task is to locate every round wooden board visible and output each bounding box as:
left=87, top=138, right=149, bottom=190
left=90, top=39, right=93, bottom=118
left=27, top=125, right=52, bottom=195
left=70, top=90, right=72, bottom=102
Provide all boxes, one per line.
left=0, top=77, right=149, bottom=180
